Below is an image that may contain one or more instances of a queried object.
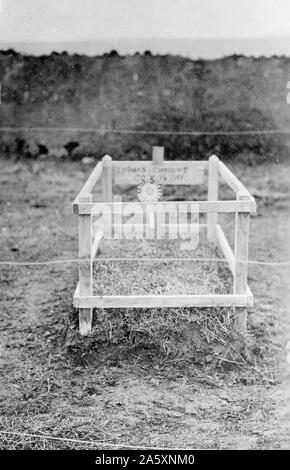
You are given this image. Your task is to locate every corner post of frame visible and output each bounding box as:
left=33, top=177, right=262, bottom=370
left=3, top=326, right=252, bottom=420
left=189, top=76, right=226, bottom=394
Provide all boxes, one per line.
left=207, top=154, right=219, bottom=242
left=102, top=155, right=113, bottom=202
left=234, top=190, right=250, bottom=334
left=78, top=193, right=93, bottom=335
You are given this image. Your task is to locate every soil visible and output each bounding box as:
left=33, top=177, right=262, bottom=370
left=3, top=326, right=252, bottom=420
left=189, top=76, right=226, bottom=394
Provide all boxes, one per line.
left=0, top=157, right=289, bottom=449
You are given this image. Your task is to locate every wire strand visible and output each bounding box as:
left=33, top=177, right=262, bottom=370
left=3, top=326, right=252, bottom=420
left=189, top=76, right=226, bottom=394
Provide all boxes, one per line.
left=0, top=257, right=289, bottom=266
left=0, top=127, right=290, bottom=135
left=0, top=430, right=191, bottom=450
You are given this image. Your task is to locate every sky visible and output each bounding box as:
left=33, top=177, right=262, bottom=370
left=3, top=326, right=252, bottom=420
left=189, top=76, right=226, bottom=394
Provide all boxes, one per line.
left=0, top=0, right=290, bottom=43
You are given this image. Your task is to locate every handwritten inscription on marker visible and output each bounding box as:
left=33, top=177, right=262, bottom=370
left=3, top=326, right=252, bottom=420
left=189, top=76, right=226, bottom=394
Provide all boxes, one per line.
left=114, top=163, right=204, bottom=185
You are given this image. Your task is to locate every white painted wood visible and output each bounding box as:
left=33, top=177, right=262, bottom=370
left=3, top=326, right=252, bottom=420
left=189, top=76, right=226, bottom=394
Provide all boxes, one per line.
left=246, top=284, right=253, bottom=304
left=78, top=193, right=92, bottom=203
left=234, top=191, right=250, bottom=334
left=72, top=162, right=103, bottom=205
left=94, top=218, right=207, bottom=232
left=113, top=162, right=205, bottom=185
left=102, top=155, right=113, bottom=201
left=74, top=282, right=80, bottom=300
left=112, top=160, right=208, bottom=168
left=216, top=224, right=234, bottom=274
left=73, top=156, right=254, bottom=335
left=111, top=222, right=205, bottom=235
left=77, top=199, right=256, bottom=215
left=152, top=146, right=164, bottom=164
left=91, top=227, right=104, bottom=260
left=78, top=198, right=93, bottom=335
left=92, top=219, right=105, bottom=237
left=218, top=160, right=255, bottom=206
left=74, top=293, right=252, bottom=309
left=73, top=283, right=254, bottom=309
left=207, top=155, right=219, bottom=242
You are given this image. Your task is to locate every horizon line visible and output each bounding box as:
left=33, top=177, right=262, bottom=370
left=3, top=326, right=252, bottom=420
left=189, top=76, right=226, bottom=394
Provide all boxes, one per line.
left=1, top=35, right=290, bottom=44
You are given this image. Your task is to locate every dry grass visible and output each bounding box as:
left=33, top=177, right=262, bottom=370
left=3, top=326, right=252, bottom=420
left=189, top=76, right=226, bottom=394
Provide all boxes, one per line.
left=90, top=234, right=238, bottom=364
left=85, top=234, right=244, bottom=368
left=89, top=305, right=245, bottom=364
left=92, top=236, right=232, bottom=296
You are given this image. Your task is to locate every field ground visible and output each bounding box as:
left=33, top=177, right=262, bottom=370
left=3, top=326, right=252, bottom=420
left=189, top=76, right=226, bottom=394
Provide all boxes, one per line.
left=0, top=156, right=289, bottom=449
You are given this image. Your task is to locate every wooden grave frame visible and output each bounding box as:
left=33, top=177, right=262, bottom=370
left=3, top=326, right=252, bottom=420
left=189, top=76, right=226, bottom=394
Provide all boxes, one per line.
left=73, top=147, right=256, bottom=335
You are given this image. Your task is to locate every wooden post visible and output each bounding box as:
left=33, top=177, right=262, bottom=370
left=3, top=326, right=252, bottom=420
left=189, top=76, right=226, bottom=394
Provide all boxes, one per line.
left=207, top=155, right=219, bottom=242
left=78, top=193, right=93, bottom=335
left=102, top=155, right=113, bottom=201
left=151, top=147, right=164, bottom=235
left=152, top=146, right=164, bottom=164
left=234, top=191, right=250, bottom=334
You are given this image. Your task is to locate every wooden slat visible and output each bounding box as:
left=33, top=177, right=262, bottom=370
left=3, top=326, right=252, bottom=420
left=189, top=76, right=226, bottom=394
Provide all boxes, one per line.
left=113, top=161, right=205, bottom=185
left=73, top=161, right=103, bottom=205
left=102, top=155, right=113, bottom=201
left=207, top=155, right=219, bottom=242
left=103, top=223, right=200, bottom=240
left=111, top=222, right=205, bottom=230
left=216, top=224, right=235, bottom=274
left=78, top=210, right=93, bottom=335
left=92, top=222, right=206, bottom=240
left=112, top=160, right=208, bottom=168
left=76, top=199, right=256, bottom=215
left=91, top=227, right=104, bottom=260
left=152, top=146, right=164, bottom=164
left=246, top=285, right=254, bottom=306
left=92, top=219, right=104, bottom=237
left=74, top=293, right=252, bottom=309
left=218, top=160, right=255, bottom=202
left=234, top=192, right=250, bottom=334
left=74, top=282, right=80, bottom=300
